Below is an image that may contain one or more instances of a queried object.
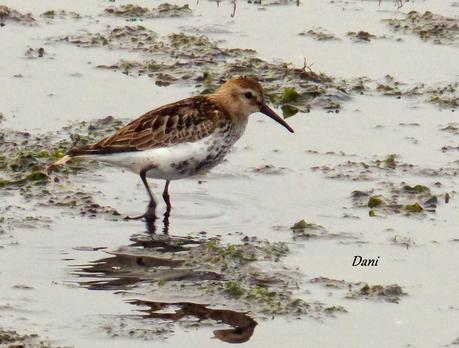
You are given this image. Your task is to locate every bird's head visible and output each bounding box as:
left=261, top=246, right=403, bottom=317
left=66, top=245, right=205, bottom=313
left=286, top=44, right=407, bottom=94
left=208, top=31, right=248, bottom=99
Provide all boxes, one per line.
left=211, top=77, right=294, bottom=133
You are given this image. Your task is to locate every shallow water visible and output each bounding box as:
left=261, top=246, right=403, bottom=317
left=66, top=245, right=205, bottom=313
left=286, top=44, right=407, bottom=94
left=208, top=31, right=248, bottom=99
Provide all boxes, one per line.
left=1, top=0, right=458, bottom=347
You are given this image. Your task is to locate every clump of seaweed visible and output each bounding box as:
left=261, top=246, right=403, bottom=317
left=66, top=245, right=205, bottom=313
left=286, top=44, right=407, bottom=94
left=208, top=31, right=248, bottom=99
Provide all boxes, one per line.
left=374, top=76, right=457, bottom=109
left=0, top=327, right=56, bottom=347
left=0, top=5, right=35, bottom=25
left=383, top=11, right=459, bottom=44
left=312, top=153, right=407, bottom=181
left=347, top=31, right=376, bottom=42
left=351, top=182, right=439, bottom=216
left=57, top=27, right=345, bottom=113
left=290, top=219, right=328, bottom=239
left=40, top=9, right=82, bottom=19
left=288, top=219, right=355, bottom=241
left=104, top=3, right=192, bottom=18
left=311, top=277, right=407, bottom=303
left=346, top=284, right=406, bottom=303
left=299, top=28, right=338, bottom=41
left=77, top=234, right=330, bottom=319
left=0, top=116, right=126, bottom=219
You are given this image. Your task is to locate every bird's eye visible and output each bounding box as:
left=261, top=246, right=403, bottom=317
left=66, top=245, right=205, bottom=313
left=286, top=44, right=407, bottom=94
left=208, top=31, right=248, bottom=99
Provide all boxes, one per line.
left=244, top=91, right=253, bottom=99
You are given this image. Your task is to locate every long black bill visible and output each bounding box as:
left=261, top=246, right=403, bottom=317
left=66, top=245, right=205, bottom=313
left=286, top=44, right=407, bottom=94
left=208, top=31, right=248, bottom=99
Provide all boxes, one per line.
left=260, top=104, right=294, bottom=133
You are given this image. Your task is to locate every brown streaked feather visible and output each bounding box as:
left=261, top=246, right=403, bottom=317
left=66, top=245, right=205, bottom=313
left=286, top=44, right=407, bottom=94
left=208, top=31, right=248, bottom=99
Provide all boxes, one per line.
left=68, top=96, right=230, bottom=156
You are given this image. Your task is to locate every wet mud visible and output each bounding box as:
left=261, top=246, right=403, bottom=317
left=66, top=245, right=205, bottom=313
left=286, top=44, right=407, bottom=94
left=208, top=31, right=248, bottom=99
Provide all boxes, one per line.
left=0, top=0, right=458, bottom=347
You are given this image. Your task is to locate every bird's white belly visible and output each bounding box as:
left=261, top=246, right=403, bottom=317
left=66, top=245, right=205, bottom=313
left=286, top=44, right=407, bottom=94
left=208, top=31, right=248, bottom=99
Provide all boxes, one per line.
left=87, top=134, right=233, bottom=180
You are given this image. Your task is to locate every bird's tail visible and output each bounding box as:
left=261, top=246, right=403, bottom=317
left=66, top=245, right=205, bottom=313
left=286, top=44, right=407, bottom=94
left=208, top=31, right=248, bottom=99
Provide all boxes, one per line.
left=46, top=155, right=72, bottom=174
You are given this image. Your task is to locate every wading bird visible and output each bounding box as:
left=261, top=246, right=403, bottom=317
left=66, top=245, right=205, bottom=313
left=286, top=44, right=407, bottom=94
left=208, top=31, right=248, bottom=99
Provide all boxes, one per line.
left=48, top=77, right=294, bottom=222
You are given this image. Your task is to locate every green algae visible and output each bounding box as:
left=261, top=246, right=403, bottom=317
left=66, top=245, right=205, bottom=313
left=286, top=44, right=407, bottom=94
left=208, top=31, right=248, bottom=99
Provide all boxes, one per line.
left=290, top=219, right=311, bottom=230
left=324, top=306, right=348, bottom=315
left=350, top=180, right=437, bottom=217
left=78, top=235, right=320, bottom=319
left=404, top=202, right=423, bottom=213
left=281, top=87, right=301, bottom=103
left=104, top=3, right=191, bottom=18
left=383, top=154, right=397, bottom=169
left=346, top=284, right=406, bottom=303
left=0, top=117, right=126, bottom=219
left=299, top=28, right=337, bottom=41
left=347, top=31, right=376, bottom=42
left=311, top=277, right=407, bottom=304
left=403, top=184, right=430, bottom=194
left=383, top=11, right=459, bottom=44
left=224, top=281, right=245, bottom=298
left=105, top=4, right=149, bottom=17
left=368, top=196, right=384, bottom=208
left=41, top=10, right=56, bottom=18
left=61, top=27, right=344, bottom=112
left=281, top=104, right=300, bottom=118
left=0, top=327, right=54, bottom=347
left=289, top=219, right=333, bottom=240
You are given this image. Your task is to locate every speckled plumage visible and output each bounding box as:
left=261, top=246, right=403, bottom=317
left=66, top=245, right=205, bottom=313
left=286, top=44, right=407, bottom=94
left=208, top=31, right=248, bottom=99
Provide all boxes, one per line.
left=69, top=96, right=230, bottom=155
left=67, top=95, right=247, bottom=179
left=48, top=77, right=293, bottom=220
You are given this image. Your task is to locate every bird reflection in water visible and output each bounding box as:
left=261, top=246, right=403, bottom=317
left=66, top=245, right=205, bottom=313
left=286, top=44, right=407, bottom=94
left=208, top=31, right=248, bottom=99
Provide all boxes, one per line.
left=74, top=227, right=258, bottom=343
left=143, top=205, right=170, bottom=234
left=130, top=300, right=257, bottom=344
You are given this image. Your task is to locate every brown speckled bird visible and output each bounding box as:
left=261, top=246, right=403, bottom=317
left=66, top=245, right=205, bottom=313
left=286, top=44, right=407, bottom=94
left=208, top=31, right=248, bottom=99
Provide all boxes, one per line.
left=49, top=77, right=294, bottom=220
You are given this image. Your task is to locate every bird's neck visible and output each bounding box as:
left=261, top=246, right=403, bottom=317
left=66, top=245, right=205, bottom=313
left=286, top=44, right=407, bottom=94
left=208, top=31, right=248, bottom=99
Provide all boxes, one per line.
left=209, top=91, right=250, bottom=127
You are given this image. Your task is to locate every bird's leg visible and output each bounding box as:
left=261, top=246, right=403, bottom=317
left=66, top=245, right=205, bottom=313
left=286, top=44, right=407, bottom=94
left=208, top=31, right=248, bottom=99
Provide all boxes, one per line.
left=162, top=180, right=171, bottom=234
left=145, top=218, right=157, bottom=234
left=162, top=180, right=172, bottom=210
left=162, top=210, right=170, bottom=234
left=125, top=169, right=157, bottom=220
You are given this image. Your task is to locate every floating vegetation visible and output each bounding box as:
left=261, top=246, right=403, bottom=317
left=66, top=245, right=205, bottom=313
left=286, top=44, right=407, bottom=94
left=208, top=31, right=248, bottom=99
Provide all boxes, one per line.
left=75, top=233, right=334, bottom=327
left=311, top=277, right=407, bottom=304
left=351, top=182, right=438, bottom=216
left=54, top=23, right=456, bottom=114
left=57, top=26, right=346, bottom=112
left=346, top=284, right=406, bottom=303
left=299, top=28, right=338, bottom=41
left=104, top=3, right=192, bottom=18
left=403, top=184, right=429, bottom=194
left=383, top=11, right=459, bottom=44
left=290, top=219, right=328, bottom=239
left=289, top=219, right=354, bottom=240
left=374, top=76, right=458, bottom=109
left=347, top=31, right=376, bottom=42
left=427, top=82, right=459, bottom=109
left=0, top=328, right=54, bottom=347
left=403, top=202, right=423, bottom=213
left=312, top=153, right=407, bottom=181
left=0, top=5, right=35, bottom=26
left=0, top=116, right=127, bottom=221
left=441, top=123, right=459, bottom=135
left=247, top=0, right=301, bottom=6
left=312, top=152, right=459, bottom=183
left=367, top=196, right=384, bottom=208
left=250, top=164, right=287, bottom=175
left=40, top=9, right=82, bottom=20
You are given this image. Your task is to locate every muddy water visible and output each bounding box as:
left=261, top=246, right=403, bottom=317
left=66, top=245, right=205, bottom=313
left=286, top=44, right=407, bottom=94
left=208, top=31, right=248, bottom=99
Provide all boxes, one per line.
left=1, top=0, right=458, bottom=347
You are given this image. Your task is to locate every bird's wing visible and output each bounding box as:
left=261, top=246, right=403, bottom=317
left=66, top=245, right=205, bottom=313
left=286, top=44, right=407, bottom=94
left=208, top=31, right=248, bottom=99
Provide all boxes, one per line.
left=68, top=97, right=228, bottom=156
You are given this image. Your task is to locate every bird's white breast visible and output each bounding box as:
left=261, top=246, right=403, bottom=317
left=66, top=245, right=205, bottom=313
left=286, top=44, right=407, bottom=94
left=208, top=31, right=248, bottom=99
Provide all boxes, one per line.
left=87, top=128, right=244, bottom=180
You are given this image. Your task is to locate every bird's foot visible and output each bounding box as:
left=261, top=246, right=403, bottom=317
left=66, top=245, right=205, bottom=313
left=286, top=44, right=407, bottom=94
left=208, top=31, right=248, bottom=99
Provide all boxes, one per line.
left=124, top=202, right=157, bottom=221
left=124, top=210, right=157, bottom=221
